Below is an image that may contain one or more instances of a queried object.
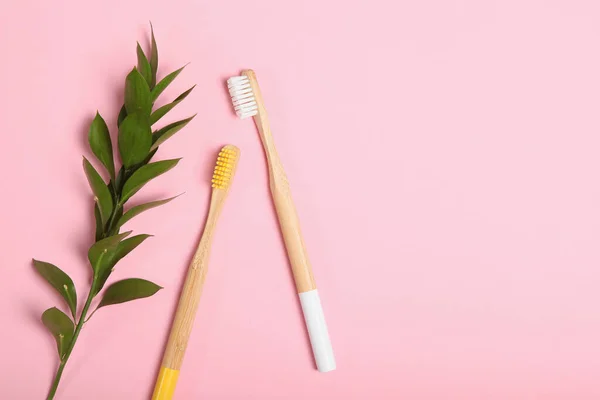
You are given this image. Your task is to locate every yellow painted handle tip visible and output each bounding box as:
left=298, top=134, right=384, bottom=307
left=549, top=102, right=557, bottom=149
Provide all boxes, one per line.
left=152, top=367, right=180, bottom=400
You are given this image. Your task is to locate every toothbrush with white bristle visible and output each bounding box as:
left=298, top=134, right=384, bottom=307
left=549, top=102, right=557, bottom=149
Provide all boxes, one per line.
left=227, top=70, right=336, bottom=373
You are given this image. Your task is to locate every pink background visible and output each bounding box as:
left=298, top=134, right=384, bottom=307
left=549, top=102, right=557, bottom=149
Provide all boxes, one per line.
left=1, top=0, right=600, bottom=399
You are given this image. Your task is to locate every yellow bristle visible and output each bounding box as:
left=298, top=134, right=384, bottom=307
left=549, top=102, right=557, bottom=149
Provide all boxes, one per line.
left=211, top=145, right=239, bottom=191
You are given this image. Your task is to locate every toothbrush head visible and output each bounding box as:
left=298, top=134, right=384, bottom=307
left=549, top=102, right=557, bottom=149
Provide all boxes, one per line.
left=211, top=145, right=240, bottom=191
left=227, top=74, right=258, bottom=119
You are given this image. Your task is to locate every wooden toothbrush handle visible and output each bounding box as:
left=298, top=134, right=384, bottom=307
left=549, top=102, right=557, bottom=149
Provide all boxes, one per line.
left=161, top=229, right=212, bottom=369
left=152, top=221, right=215, bottom=400
left=242, top=69, right=317, bottom=293
left=270, top=173, right=317, bottom=293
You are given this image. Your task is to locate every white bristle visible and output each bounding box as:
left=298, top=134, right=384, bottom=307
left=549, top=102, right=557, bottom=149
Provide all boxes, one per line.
left=227, top=75, right=258, bottom=119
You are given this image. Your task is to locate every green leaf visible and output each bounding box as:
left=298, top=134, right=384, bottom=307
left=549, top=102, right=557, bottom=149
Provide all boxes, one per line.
left=33, top=260, right=78, bottom=319
left=118, top=112, right=152, bottom=168
left=88, top=112, right=115, bottom=179
left=114, top=167, right=125, bottom=193
left=150, top=22, right=158, bottom=88
left=98, top=278, right=162, bottom=309
left=151, top=65, right=186, bottom=102
left=124, top=67, right=152, bottom=116
left=117, top=105, right=127, bottom=127
left=88, top=231, right=132, bottom=275
left=105, top=205, right=123, bottom=238
left=42, top=307, right=74, bottom=358
left=113, top=234, right=152, bottom=263
left=94, top=234, right=152, bottom=295
left=117, top=195, right=181, bottom=228
left=94, top=204, right=103, bottom=241
left=83, top=157, right=113, bottom=226
left=107, top=178, right=117, bottom=204
left=142, top=147, right=158, bottom=165
left=136, top=42, right=152, bottom=87
left=121, top=158, right=180, bottom=203
left=150, top=86, right=195, bottom=125
left=151, top=115, right=196, bottom=151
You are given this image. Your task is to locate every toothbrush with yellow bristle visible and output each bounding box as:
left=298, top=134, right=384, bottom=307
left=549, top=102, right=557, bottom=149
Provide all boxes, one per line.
left=227, top=70, right=336, bottom=373
left=152, top=145, right=240, bottom=400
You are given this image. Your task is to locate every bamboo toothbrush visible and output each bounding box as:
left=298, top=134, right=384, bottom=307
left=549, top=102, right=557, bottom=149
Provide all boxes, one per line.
left=227, top=70, right=336, bottom=373
left=152, top=145, right=240, bottom=400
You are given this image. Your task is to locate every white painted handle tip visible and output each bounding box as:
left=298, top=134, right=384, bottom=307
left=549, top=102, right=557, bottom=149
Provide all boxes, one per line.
left=298, top=289, right=336, bottom=373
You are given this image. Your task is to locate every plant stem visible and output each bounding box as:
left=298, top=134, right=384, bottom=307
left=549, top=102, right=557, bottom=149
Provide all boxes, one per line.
left=45, top=361, right=65, bottom=400
left=46, top=288, right=95, bottom=400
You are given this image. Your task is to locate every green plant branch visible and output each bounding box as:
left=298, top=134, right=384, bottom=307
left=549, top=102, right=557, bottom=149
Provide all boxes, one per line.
left=46, top=195, right=124, bottom=400
left=36, top=26, right=193, bottom=400
left=45, top=119, right=166, bottom=399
